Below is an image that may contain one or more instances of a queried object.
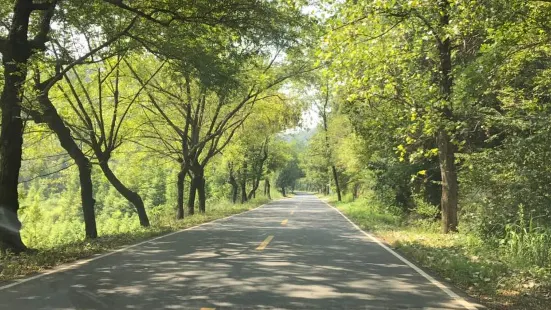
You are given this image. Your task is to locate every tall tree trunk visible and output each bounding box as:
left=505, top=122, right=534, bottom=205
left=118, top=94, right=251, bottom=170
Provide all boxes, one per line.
left=78, top=162, right=97, bottom=239
left=240, top=162, right=248, bottom=203
left=191, top=165, right=206, bottom=213
left=229, top=170, right=238, bottom=204
left=248, top=147, right=268, bottom=200
left=176, top=165, right=187, bottom=219
left=98, top=160, right=149, bottom=227
left=331, top=165, right=342, bottom=202
left=197, top=175, right=206, bottom=213
left=187, top=176, right=197, bottom=216
left=29, top=95, right=98, bottom=239
left=438, top=130, right=458, bottom=233
left=264, top=179, right=272, bottom=200
left=0, top=61, right=26, bottom=253
left=0, top=0, right=34, bottom=253
left=264, top=178, right=271, bottom=200
left=437, top=0, right=458, bottom=233
left=248, top=177, right=260, bottom=200
left=281, top=187, right=286, bottom=197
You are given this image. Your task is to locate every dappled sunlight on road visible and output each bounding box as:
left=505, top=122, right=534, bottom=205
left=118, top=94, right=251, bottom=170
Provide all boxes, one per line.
left=0, top=194, right=475, bottom=309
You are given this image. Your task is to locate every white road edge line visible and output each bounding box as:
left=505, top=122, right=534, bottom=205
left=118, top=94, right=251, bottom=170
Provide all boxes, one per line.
left=322, top=200, right=478, bottom=310
left=0, top=201, right=273, bottom=291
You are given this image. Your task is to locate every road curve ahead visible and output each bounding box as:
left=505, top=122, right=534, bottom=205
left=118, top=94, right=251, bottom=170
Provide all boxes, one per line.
left=0, top=194, right=477, bottom=310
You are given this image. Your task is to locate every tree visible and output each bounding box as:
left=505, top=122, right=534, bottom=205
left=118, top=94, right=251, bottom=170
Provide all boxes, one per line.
left=320, top=0, right=493, bottom=233
left=0, top=0, right=312, bottom=250
left=51, top=54, right=162, bottom=227
left=0, top=0, right=58, bottom=253
left=276, top=159, right=303, bottom=196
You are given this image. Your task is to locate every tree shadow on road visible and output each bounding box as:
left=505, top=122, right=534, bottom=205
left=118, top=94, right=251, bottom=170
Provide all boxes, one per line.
left=0, top=198, right=475, bottom=309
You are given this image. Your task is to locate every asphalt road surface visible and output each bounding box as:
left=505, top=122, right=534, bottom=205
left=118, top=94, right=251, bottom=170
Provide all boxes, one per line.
left=0, top=193, right=478, bottom=310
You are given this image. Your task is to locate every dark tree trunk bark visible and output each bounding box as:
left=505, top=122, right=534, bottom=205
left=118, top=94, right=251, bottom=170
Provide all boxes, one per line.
left=0, top=62, right=26, bottom=253
left=78, top=162, right=97, bottom=239
left=240, top=162, right=248, bottom=204
left=188, top=164, right=206, bottom=213
left=29, top=95, right=98, bottom=239
left=438, top=130, right=458, bottom=233
left=229, top=170, right=238, bottom=204
left=248, top=176, right=260, bottom=200
left=281, top=187, right=286, bottom=197
left=187, top=176, right=197, bottom=216
left=98, top=160, right=149, bottom=227
left=264, top=178, right=271, bottom=200
left=248, top=147, right=268, bottom=200
left=196, top=170, right=206, bottom=213
left=176, top=166, right=187, bottom=219
left=331, top=165, right=342, bottom=202
left=437, top=0, right=458, bottom=233
left=0, top=0, right=34, bottom=253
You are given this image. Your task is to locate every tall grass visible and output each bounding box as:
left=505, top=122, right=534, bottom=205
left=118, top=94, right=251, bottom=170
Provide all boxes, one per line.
left=501, top=212, right=551, bottom=268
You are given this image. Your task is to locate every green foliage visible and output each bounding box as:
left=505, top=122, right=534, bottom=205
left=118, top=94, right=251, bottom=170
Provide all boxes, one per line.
left=276, top=159, right=304, bottom=194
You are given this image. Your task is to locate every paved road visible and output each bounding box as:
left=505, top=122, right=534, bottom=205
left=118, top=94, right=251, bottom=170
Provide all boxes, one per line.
left=0, top=194, right=476, bottom=309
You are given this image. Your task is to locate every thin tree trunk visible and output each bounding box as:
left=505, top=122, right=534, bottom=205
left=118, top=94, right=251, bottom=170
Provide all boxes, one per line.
left=188, top=176, right=197, bottom=215
left=248, top=147, right=268, bottom=200
left=197, top=175, right=206, bottom=213
left=240, top=162, right=248, bottom=203
left=265, top=179, right=271, bottom=199
left=248, top=176, right=260, bottom=200
left=331, top=165, right=342, bottom=202
left=176, top=166, right=187, bottom=219
left=229, top=170, right=238, bottom=204
left=98, top=161, right=149, bottom=227
left=28, top=92, right=98, bottom=238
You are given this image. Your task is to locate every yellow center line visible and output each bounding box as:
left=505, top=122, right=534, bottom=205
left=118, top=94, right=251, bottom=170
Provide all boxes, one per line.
left=256, top=235, right=274, bottom=251
left=281, top=219, right=288, bottom=226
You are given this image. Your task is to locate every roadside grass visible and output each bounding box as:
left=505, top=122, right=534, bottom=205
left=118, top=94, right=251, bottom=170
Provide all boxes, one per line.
left=0, top=197, right=273, bottom=282
left=324, top=195, right=551, bottom=310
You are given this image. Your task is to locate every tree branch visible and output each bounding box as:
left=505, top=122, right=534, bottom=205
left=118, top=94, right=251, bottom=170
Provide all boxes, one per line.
left=43, top=16, right=138, bottom=93
left=29, top=0, right=59, bottom=51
